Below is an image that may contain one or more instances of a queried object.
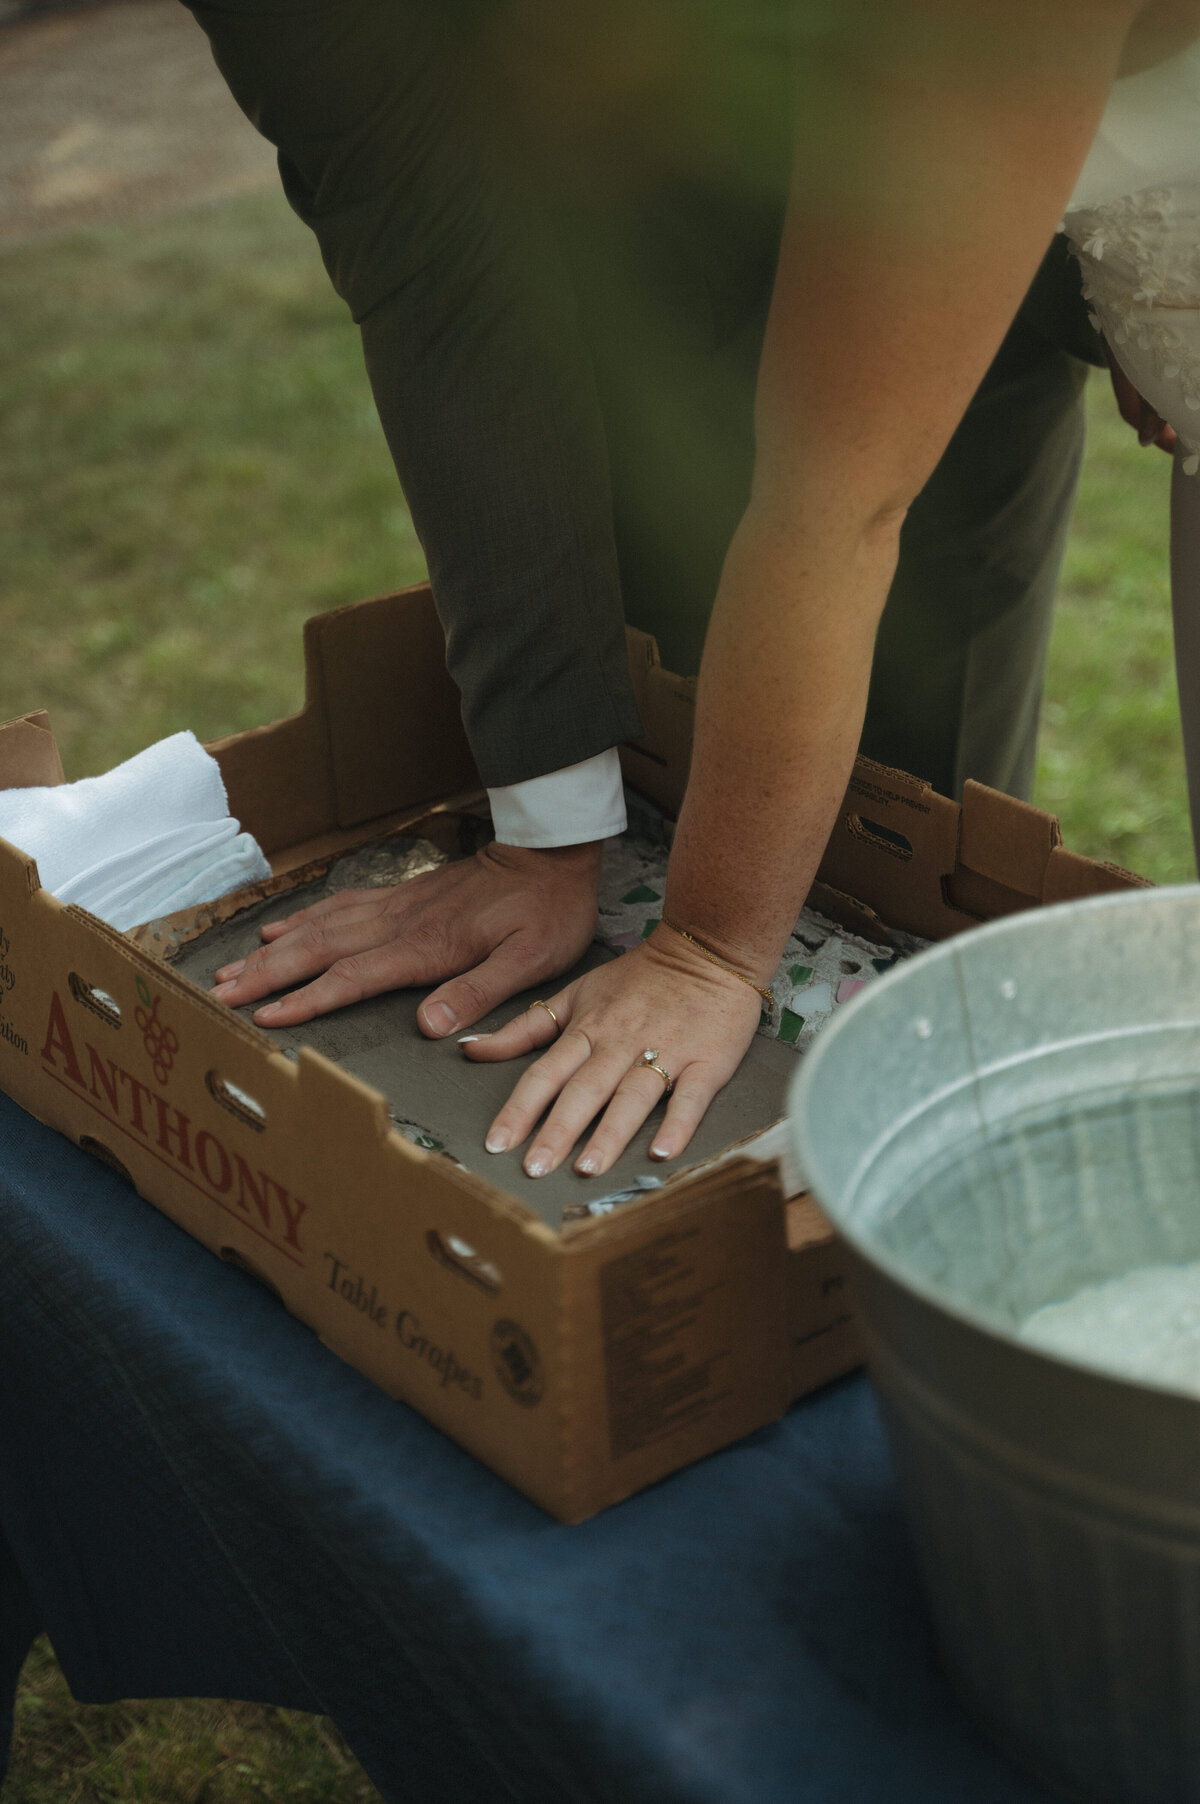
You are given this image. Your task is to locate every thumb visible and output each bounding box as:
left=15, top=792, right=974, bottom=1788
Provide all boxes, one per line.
left=417, top=940, right=547, bottom=1038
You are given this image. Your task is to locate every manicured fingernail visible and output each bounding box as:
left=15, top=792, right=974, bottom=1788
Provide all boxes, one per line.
left=215, top=960, right=245, bottom=981
left=210, top=980, right=239, bottom=1001
left=255, top=1002, right=282, bottom=1021
left=524, top=1150, right=549, bottom=1178
left=576, top=1154, right=599, bottom=1176
left=457, top=1033, right=489, bottom=1045
left=649, top=1142, right=671, bottom=1160
left=485, top=1129, right=510, bottom=1154
left=422, top=1001, right=457, bottom=1035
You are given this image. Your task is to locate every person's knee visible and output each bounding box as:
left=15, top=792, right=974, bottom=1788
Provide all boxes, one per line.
left=188, top=0, right=485, bottom=317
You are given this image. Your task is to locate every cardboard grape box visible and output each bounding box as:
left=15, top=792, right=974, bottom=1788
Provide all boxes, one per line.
left=0, top=586, right=1146, bottom=1520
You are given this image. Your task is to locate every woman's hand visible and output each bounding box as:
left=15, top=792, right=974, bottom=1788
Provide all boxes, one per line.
left=461, top=926, right=764, bottom=1178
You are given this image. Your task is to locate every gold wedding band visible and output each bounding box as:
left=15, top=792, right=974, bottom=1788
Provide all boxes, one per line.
left=527, top=999, right=560, bottom=1033
left=636, top=1048, right=673, bottom=1095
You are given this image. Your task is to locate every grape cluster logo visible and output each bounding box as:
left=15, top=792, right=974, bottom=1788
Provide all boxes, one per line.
left=134, top=975, right=179, bottom=1084
left=489, top=1319, right=543, bottom=1408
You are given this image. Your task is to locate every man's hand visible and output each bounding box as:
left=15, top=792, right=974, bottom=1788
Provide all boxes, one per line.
left=1106, top=344, right=1177, bottom=453
left=208, top=840, right=605, bottom=1034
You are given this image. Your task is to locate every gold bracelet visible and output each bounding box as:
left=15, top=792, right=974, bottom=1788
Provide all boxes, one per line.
left=658, top=915, right=775, bottom=1010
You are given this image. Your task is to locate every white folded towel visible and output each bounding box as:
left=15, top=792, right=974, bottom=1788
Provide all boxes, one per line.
left=0, top=731, right=273, bottom=930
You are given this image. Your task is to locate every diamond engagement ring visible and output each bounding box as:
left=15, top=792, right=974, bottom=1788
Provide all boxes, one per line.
left=637, top=1049, right=673, bottom=1094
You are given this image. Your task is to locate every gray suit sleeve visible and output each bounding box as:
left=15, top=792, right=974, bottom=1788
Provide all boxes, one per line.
left=185, top=0, right=642, bottom=787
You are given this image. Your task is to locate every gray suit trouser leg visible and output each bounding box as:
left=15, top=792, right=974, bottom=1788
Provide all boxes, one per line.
left=185, top=0, right=643, bottom=790
left=863, top=298, right=1092, bottom=800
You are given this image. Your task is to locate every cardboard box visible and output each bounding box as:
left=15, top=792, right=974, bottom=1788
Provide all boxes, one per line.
left=0, top=586, right=1147, bottom=1521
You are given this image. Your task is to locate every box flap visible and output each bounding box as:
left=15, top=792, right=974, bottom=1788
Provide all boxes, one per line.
left=312, top=588, right=479, bottom=829
left=618, top=627, right=695, bottom=818
left=817, top=759, right=969, bottom=940
left=0, top=711, right=65, bottom=792
left=957, top=780, right=1061, bottom=895
left=1043, top=844, right=1152, bottom=903
left=818, top=759, right=1146, bottom=941
left=610, top=625, right=1145, bottom=942
left=209, top=584, right=481, bottom=855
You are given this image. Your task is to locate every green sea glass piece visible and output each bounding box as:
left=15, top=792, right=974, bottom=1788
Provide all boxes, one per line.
left=778, top=1008, right=805, bottom=1045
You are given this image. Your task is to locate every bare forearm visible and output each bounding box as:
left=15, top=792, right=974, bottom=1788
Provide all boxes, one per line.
left=660, top=1, right=1146, bottom=983
left=664, top=497, right=902, bottom=980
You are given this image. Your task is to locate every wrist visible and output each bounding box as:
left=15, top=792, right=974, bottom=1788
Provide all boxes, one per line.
left=660, top=876, right=789, bottom=983
left=640, top=925, right=773, bottom=1025
left=484, top=839, right=605, bottom=882
left=652, top=913, right=777, bottom=1009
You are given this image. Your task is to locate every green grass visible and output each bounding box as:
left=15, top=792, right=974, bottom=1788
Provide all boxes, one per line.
left=0, top=191, right=427, bottom=776
left=1035, top=375, right=1189, bottom=884
left=0, top=188, right=1191, bottom=1795
left=7, top=1639, right=380, bottom=1803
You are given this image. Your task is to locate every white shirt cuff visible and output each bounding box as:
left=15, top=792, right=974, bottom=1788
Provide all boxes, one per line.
left=487, top=749, right=627, bottom=848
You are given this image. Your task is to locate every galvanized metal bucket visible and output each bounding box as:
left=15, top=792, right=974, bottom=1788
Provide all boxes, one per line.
left=788, top=885, right=1200, bottom=1804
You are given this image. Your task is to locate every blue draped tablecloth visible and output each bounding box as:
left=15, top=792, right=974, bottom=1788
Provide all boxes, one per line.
left=0, top=1088, right=1057, bottom=1803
